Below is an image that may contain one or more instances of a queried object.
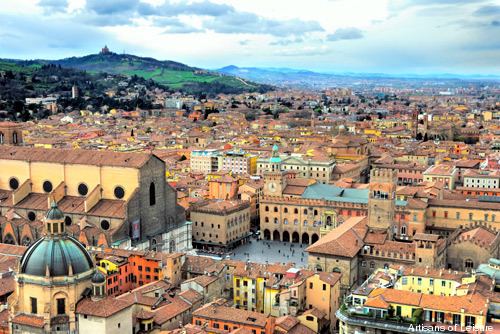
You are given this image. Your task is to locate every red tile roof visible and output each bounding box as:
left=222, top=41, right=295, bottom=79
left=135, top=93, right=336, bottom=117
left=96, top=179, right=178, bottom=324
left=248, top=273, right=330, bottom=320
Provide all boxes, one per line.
left=76, top=297, right=133, bottom=317
left=11, top=314, right=45, bottom=328
left=306, top=216, right=367, bottom=257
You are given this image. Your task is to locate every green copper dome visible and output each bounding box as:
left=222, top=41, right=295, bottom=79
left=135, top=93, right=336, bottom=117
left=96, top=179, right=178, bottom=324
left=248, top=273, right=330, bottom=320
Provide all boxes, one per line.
left=20, top=236, right=94, bottom=277
left=45, top=199, right=64, bottom=220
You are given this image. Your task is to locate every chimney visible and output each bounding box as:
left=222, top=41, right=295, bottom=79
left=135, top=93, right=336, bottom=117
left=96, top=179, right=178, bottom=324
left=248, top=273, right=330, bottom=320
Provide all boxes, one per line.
left=440, top=269, right=443, bottom=276
left=448, top=268, right=451, bottom=273
left=425, top=266, right=428, bottom=275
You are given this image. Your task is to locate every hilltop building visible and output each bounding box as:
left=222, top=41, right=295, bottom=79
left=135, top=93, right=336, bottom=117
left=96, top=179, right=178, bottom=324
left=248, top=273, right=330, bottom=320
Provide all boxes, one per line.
left=100, top=45, right=110, bottom=54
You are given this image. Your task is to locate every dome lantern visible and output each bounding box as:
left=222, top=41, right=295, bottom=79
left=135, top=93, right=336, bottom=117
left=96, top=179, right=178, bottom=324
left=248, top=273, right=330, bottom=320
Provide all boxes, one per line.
left=45, top=199, right=65, bottom=235
left=91, top=271, right=107, bottom=301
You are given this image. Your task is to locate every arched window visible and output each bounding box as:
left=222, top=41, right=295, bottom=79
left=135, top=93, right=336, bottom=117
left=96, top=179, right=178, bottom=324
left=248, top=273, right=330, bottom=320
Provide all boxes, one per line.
left=265, top=206, right=269, bottom=212
left=149, top=182, right=156, bottom=206
left=294, top=208, right=298, bottom=214
left=274, top=207, right=278, bottom=212
left=303, top=209, right=308, bottom=214
left=393, top=225, right=398, bottom=234
left=265, top=217, right=269, bottom=223
left=22, top=236, right=31, bottom=246
left=274, top=218, right=279, bottom=224
left=284, top=219, right=288, bottom=225
left=294, top=219, right=298, bottom=225
left=314, top=209, right=318, bottom=216
left=304, top=220, right=308, bottom=226
left=401, top=225, right=407, bottom=236
left=284, top=207, right=288, bottom=213
left=3, top=234, right=15, bottom=245
left=333, top=267, right=341, bottom=274
left=465, top=259, right=474, bottom=269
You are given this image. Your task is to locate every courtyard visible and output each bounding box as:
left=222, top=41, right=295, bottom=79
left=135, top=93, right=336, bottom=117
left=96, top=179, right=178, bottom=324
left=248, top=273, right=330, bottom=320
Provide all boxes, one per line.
left=228, top=238, right=309, bottom=267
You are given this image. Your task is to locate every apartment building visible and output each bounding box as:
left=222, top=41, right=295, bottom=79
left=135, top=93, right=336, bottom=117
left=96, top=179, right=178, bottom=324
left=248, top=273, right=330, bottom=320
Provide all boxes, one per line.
left=423, top=165, right=457, bottom=189
left=338, top=265, right=495, bottom=334
left=190, top=149, right=219, bottom=173
left=463, top=169, right=500, bottom=189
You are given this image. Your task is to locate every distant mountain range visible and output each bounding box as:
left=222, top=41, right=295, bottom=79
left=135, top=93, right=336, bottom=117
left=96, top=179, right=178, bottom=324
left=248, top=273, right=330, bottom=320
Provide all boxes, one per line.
left=216, top=65, right=500, bottom=88
left=1, top=53, right=273, bottom=94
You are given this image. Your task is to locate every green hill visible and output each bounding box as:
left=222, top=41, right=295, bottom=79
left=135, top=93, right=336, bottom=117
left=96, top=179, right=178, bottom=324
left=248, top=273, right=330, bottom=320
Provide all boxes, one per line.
left=43, top=52, right=272, bottom=93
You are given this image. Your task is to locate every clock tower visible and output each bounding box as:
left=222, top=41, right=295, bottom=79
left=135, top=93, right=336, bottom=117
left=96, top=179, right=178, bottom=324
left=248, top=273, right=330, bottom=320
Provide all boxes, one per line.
left=263, top=145, right=287, bottom=196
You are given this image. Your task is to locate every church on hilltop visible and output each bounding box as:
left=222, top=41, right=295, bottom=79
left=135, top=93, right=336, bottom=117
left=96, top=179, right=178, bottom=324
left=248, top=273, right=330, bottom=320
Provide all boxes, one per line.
left=100, top=45, right=110, bottom=54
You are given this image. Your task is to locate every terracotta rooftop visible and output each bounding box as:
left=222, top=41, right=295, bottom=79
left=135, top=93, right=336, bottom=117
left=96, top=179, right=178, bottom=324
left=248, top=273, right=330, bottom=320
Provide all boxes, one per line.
left=306, top=216, right=367, bottom=258
left=182, top=274, right=219, bottom=288
left=11, top=314, right=45, bottom=328
left=76, top=297, right=133, bottom=317
left=193, top=300, right=270, bottom=328
left=0, top=146, right=152, bottom=168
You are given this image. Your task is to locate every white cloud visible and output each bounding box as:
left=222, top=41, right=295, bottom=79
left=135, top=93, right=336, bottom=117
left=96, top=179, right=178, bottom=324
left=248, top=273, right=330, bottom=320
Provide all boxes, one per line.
left=0, top=0, right=497, bottom=75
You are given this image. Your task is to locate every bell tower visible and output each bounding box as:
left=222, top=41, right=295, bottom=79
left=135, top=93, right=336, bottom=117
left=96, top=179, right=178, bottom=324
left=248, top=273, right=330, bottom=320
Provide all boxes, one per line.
left=368, top=168, right=397, bottom=239
left=411, top=110, right=419, bottom=139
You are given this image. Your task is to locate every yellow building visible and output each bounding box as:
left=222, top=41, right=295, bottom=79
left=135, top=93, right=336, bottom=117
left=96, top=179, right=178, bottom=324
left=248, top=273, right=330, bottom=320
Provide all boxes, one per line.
left=423, top=165, right=457, bottom=190
left=341, top=264, right=490, bottom=334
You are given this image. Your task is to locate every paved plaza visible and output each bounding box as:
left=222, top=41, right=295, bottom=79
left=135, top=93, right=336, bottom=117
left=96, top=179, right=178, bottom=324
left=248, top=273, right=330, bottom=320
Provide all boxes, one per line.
left=227, top=238, right=309, bottom=268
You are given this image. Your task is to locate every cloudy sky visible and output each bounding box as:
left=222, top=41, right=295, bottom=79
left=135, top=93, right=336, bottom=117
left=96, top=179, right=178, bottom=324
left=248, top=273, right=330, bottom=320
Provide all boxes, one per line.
left=1, top=0, right=499, bottom=75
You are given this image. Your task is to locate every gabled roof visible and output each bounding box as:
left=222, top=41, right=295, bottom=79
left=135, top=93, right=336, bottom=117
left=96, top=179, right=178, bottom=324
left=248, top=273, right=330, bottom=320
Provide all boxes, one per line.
left=305, top=217, right=367, bottom=258
left=76, top=297, right=133, bottom=317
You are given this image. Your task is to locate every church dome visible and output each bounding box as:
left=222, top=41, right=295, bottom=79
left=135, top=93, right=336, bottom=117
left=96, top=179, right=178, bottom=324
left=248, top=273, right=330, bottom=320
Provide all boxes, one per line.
left=20, top=235, right=94, bottom=277
left=91, top=271, right=106, bottom=284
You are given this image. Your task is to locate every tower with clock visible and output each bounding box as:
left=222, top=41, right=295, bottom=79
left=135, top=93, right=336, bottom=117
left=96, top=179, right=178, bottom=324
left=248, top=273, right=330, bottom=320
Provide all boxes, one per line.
left=263, top=145, right=287, bottom=196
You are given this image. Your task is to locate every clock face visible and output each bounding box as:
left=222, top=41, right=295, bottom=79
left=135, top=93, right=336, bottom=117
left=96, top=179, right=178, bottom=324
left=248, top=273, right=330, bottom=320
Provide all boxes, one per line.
left=268, top=182, right=278, bottom=193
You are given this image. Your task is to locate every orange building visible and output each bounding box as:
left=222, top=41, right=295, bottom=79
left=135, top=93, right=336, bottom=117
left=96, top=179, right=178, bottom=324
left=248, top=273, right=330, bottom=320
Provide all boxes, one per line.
left=192, top=299, right=275, bottom=334
left=209, top=174, right=239, bottom=200
left=189, top=111, right=202, bottom=121
left=95, top=248, right=185, bottom=296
